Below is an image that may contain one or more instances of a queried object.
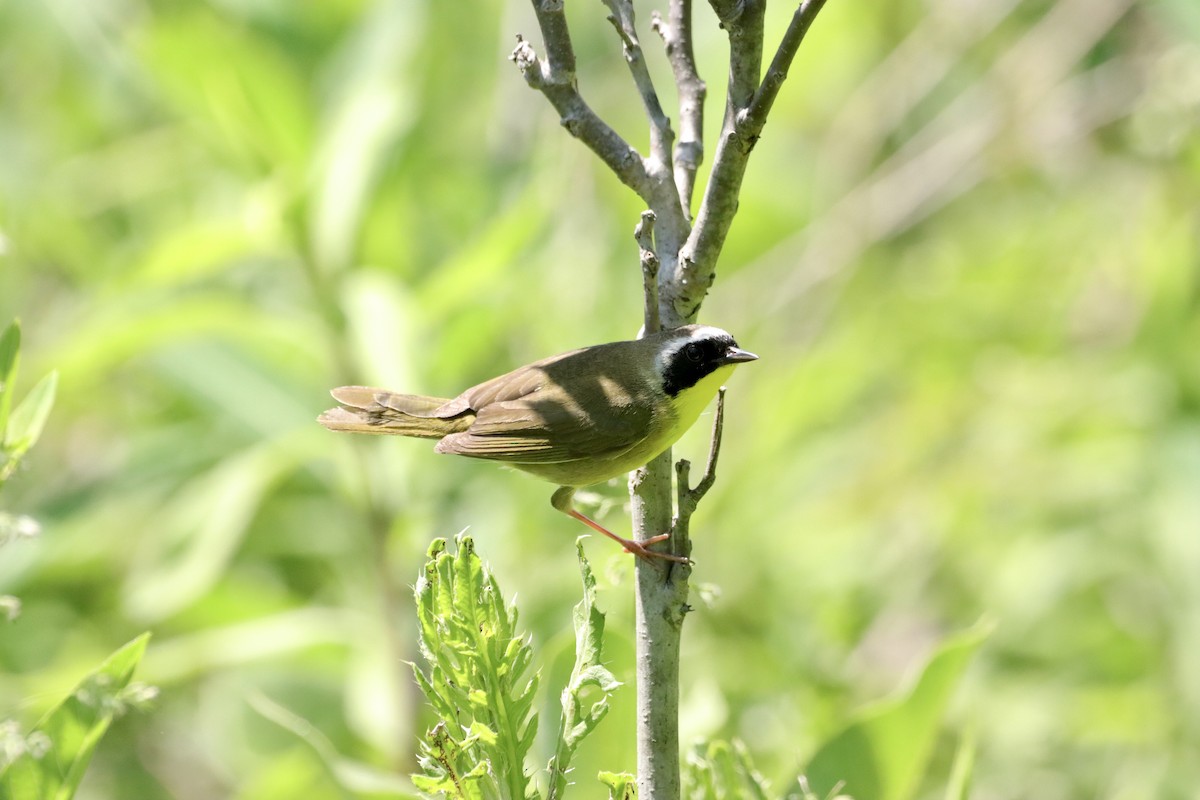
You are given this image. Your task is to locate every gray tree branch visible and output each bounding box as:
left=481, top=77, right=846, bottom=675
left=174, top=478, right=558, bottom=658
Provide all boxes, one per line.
left=510, top=17, right=654, bottom=201
left=675, top=387, right=726, bottom=536
left=635, top=210, right=662, bottom=335
left=667, top=0, right=829, bottom=324
left=652, top=0, right=707, bottom=217
left=746, top=0, right=831, bottom=133
left=602, top=0, right=675, bottom=168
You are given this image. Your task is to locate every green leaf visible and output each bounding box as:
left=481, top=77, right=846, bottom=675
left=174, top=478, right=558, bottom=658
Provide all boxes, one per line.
left=547, top=539, right=620, bottom=800
left=4, top=370, right=57, bottom=457
left=410, top=535, right=536, bottom=799
left=0, top=320, right=19, bottom=435
left=803, top=622, right=993, bottom=800
left=598, top=771, right=637, bottom=800
left=0, top=633, right=152, bottom=799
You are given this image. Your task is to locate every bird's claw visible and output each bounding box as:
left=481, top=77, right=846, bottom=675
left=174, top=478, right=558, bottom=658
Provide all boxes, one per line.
left=621, top=534, right=690, bottom=564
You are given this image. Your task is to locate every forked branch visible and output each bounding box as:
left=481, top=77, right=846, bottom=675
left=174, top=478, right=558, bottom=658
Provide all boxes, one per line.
left=674, top=387, right=727, bottom=538
left=602, top=0, right=675, bottom=166
left=510, top=14, right=654, bottom=201
left=670, top=0, right=831, bottom=322
left=747, top=0, right=831, bottom=134
left=652, top=0, right=707, bottom=215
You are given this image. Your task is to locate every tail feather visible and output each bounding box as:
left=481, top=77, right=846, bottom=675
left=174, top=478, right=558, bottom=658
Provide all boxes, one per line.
left=319, top=386, right=471, bottom=439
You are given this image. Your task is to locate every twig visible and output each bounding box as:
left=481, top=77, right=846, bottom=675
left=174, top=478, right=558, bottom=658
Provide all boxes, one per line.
left=634, top=210, right=662, bottom=335
left=602, top=0, right=675, bottom=168
left=710, top=0, right=765, bottom=118
left=668, top=0, right=831, bottom=323
left=510, top=28, right=654, bottom=201
left=744, top=0, right=830, bottom=134
left=652, top=0, right=706, bottom=215
left=674, top=387, right=726, bottom=537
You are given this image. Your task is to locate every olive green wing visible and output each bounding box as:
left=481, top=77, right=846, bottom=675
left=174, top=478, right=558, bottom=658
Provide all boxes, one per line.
left=434, top=393, right=653, bottom=465
left=433, top=343, right=655, bottom=464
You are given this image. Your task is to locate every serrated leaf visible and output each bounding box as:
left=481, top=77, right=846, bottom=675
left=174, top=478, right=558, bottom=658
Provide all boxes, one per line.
left=4, top=370, right=57, bottom=456
left=575, top=664, right=621, bottom=693
left=518, top=716, right=538, bottom=756
left=466, top=722, right=498, bottom=747
left=598, top=771, right=637, bottom=800
left=410, top=535, right=536, bottom=800
left=411, top=773, right=463, bottom=794
left=547, top=541, right=619, bottom=800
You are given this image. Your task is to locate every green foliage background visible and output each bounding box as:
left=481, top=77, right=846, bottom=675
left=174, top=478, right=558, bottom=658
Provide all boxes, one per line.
left=1, top=0, right=1197, bottom=797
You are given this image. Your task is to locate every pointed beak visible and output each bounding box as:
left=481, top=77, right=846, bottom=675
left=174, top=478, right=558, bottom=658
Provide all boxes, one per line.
left=721, top=346, right=759, bottom=365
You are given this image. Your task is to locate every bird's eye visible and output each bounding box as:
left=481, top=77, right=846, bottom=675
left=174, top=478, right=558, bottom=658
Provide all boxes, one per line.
left=683, top=343, right=703, bottom=363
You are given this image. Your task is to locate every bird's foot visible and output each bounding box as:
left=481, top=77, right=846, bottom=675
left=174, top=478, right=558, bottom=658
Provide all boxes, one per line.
left=564, top=507, right=689, bottom=564
left=618, top=533, right=690, bottom=564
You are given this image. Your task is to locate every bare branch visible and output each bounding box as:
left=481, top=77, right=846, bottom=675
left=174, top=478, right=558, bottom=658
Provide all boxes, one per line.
left=675, top=387, right=726, bottom=533
left=709, top=0, right=765, bottom=116
left=666, top=0, right=830, bottom=322
left=602, top=0, right=675, bottom=168
left=511, top=16, right=655, bottom=201
left=634, top=210, right=662, bottom=335
left=745, top=0, right=830, bottom=135
left=652, top=1, right=707, bottom=219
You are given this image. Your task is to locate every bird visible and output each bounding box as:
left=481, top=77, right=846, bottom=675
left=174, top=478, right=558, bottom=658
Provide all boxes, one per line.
left=318, top=324, right=757, bottom=562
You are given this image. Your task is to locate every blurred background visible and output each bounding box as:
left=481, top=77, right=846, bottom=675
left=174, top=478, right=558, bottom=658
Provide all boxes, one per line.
left=1, top=0, right=1197, bottom=797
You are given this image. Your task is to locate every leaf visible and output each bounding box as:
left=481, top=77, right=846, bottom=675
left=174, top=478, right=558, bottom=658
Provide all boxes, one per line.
left=0, top=633, right=152, bottom=799
left=598, top=771, right=637, bottom=800
left=410, top=535, right=535, bottom=799
left=803, top=622, right=993, bottom=800
left=547, top=540, right=620, bottom=800
left=4, top=370, right=57, bottom=457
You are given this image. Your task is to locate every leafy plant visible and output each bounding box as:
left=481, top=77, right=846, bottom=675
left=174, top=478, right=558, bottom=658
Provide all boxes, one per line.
left=0, top=321, right=156, bottom=800
left=0, top=635, right=155, bottom=799
left=410, top=535, right=620, bottom=799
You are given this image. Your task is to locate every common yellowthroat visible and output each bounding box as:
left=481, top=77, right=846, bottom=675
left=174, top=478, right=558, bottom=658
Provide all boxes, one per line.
left=318, top=324, right=757, bottom=562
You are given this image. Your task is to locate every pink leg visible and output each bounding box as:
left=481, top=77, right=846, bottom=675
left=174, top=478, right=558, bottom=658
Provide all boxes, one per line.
left=566, top=509, right=689, bottom=564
